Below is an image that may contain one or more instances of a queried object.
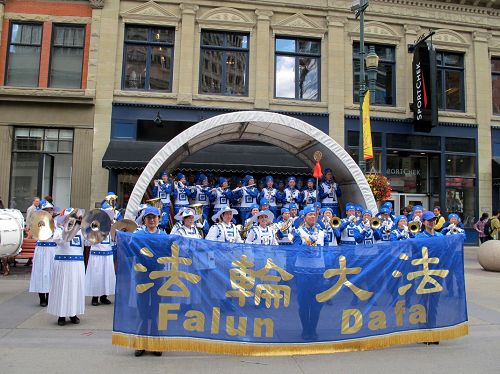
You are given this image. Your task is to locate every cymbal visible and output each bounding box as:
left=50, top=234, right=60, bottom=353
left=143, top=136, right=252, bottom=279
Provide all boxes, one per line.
left=29, top=210, right=55, bottom=240
left=81, top=209, right=112, bottom=244
left=110, top=219, right=138, bottom=241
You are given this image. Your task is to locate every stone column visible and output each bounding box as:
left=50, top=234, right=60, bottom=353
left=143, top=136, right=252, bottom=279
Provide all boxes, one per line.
left=326, top=15, right=347, bottom=146
left=0, top=0, right=5, bottom=45
left=0, top=125, right=12, bottom=206
left=177, top=3, right=198, bottom=105
left=90, top=0, right=120, bottom=209
left=404, top=24, right=420, bottom=117
left=254, top=9, right=273, bottom=109
left=473, top=30, right=493, bottom=213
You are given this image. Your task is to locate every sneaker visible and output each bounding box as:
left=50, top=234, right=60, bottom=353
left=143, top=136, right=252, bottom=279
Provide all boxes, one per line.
left=91, top=297, right=99, bottom=306
left=58, top=317, right=66, bottom=326
left=69, top=316, right=80, bottom=324
left=100, top=295, right=111, bottom=305
left=134, top=350, right=145, bottom=357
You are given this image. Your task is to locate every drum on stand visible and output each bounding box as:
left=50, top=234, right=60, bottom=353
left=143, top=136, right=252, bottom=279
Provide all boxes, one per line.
left=0, top=210, right=24, bottom=257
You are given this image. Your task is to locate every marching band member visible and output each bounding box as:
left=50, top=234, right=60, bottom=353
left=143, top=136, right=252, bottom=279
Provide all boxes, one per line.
left=275, top=208, right=294, bottom=245
left=85, top=208, right=115, bottom=307
left=152, top=171, right=173, bottom=229
left=170, top=207, right=203, bottom=239
left=289, top=203, right=299, bottom=222
left=206, top=206, right=243, bottom=243
left=104, top=192, right=122, bottom=221
left=173, top=173, right=193, bottom=216
left=378, top=207, right=394, bottom=242
left=319, top=168, right=342, bottom=217
left=48, top=208, right=85, bottom=327
left=245, top=210, right=277, bottom=245
left=292, top=205, right=325, bottom=341
left=299, top=178, right=317, bottom=207
left=258, top=176, right=278, bottom=217
left=233, top=175, right=259, bottom=224
left=441, top=213, right=466, bottom=236
left=319, top=207, right=340, bottom=246
left=409, top=205, right=424, bottom=223
left=416, top=211, right=443, bottom=238
left=246, top=204, right=260, bottom=227
left=190, top=174, right=211, bottom=222
left=355, top=204, right=364, bottom=221
left=282, top=176, right=300, bottom=209
left=210, top=177, right=233, bottom=221
left=354, top=210, right=381, bottom=245
left=390, top=215, right=414, bottom=241
left=339, top=203, right=358, bottom=245
left=29, top=201, right=57, bottom=307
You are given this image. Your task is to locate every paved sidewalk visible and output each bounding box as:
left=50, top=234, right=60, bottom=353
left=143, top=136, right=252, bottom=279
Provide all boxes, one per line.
left=0, top=247, right=499, bottom=374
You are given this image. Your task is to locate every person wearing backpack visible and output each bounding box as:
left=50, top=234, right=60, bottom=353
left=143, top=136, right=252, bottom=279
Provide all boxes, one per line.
left=474, top=213, right=489, bottom=244
left=490, top=211, right=500, bottom=240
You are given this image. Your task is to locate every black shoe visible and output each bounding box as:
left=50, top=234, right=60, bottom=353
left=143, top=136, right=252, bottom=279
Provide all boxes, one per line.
left=100, top=295, right=111, bottom=305
left=152, top=352, right=163, bottom=356
left=134, top=350, right=145, bottom=357
left=69, top=316, right=80, bottom=324
left=91, top=297, right=99, bottom=306
left=58, top=317, right=66, bottom=326
left=39, top=293, right=47, bottom=307
left=423, top=341, right=440, bottom=345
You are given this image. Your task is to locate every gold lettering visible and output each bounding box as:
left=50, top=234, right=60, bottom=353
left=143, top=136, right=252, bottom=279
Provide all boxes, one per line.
left=183, top=310, right=205, bottom=332
left=226, top=316, right=248, bottom=336
left=158, top=303, right=180, bottom=331
left=409, top=304, right=427, bottom=324
left=341, top=309, right=362, bottom=334
left=253, top=318, right=274, bottom=338
left=368, top=311, right=386, bottom=331
left=395, top=300, right=406, bottom=327
left=210, top=307, right=220, bottom=334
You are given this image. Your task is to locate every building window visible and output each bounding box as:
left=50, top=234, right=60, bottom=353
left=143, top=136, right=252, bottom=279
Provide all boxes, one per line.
left=353, top=43, right=395, bottom=105
left=275, top=37, right=320, bottom=101
left=6, top=23, right=42, bottom=87
left=436, top=51, right=465, bottom=111
left=199, top=31, right=249, bottom=96
left=10, top=128, right=73, bottom=212
left=492, top=58, right=500, bottom=114
left=122, top=25, right=175, bottom=91
left=49, top=25, right=85, bottom=88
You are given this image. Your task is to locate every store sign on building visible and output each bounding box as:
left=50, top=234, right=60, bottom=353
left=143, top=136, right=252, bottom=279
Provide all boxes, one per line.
left=412, top=41, right=438, bottom=133
left=386, top=168, right=421, bottom=176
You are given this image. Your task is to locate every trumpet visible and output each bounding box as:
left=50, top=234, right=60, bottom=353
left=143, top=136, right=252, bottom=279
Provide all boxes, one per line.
left=370, top=217, right=381, bottom=229
left=330, top=216, right=341, bottom=229
left=450, top=226, right=460, bottom=234
left=408, top=221, right=421, bottom=234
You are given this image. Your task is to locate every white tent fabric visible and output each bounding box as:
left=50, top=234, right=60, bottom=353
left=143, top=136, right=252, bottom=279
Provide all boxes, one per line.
left=125, top=111, right=377, bottom=219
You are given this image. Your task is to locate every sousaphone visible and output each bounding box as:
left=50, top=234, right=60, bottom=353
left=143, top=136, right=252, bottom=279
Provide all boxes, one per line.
left=81, top=209, right=112, bottom=244
left=29, top=210, right=55, bottom=240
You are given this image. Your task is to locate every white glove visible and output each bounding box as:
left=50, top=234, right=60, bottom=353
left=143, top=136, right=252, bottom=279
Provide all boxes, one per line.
left=196, top=222, right=204, bottom=229
left=403, top=225, right=409, bottom=233
left=349, top=215, right=356, bottom=222
left=154, top=180, right=159, bottom=187
left=333, top=182, right=337, bottom=190
left=414, top=216, right=421, bottom=222
left=448, top=223, right=456, bottom=230
left=363, top=221, right=370, bottom=231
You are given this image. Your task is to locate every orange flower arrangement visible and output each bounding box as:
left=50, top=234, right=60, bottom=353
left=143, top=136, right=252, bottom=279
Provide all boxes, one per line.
left=365, top=173, right=392, bottom=202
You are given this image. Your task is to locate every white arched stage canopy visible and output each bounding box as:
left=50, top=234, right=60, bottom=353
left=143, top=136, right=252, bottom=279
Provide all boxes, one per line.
left=124, top=111, right=376, bottom=219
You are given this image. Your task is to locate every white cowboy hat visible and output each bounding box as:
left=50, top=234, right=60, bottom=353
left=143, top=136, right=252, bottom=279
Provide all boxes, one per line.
left=251, top=210, right=274, bottom=224
left=212, top=206, right=238, bottom=222
left=174, top=207, right=200, bottom=221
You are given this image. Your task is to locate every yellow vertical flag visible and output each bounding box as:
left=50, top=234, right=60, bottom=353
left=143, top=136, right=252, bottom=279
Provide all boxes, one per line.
left=362, top=91, right=374, bottom=160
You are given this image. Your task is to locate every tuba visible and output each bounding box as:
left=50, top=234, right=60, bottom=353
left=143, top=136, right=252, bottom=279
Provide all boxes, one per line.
left=408, top=221, right=421, bottom=234
left=146, top=197, right=162, bottom=210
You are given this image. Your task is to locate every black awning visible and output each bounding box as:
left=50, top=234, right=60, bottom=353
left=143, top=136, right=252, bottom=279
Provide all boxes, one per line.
left=102, top=140, right=165, bottom=170
left=178, top=143, right=310, bottom=175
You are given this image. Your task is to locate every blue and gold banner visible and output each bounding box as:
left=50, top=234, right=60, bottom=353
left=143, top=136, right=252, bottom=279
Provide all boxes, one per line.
left=112, top=233, right=468, bottom=356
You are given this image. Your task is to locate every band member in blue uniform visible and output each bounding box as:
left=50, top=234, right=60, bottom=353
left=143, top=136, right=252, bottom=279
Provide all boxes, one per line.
left=409, top=205, right=424, bottom=223
left=172, top=173, right=193, bottom=216
left=354, top=204, right=364, bottom=221
left=390, top=215, right=414, bottom=241
left=233, top=175, right=258, bottom=224
left=206, top=206, right=242, bottom=243
left=245, top=210, right=277, bottom=245
left=135, top=206, right=167, bottom=235
left=258, top=176, right=278, bottom=217
left=339, top=203, right=358, bottom=245
left=210, top=177, right=233, bottom=221
left=441, top=213, right=466, bottom=236
left=299, top=178, right=317, bottom=207
left=379, top=207, right=394, bottom=242
left=416, top=211, right=444, bottom=238
left=275, top=208, right=294, bottom=245
left=318, top=207, right=340, bottom=246
left=289, top=203, right=299, bottom=223
left=292, top=205, right=325, bottom=341
left=354, top=209, right=381, bottom=245
left=104, top=192, right=123, bottom=221
left=282, top=176, right=300, bottom=209
left=190, top=174, right=211, bottom=222
left=319, top=168, right=342, bottom=217
left=151, top=171, right=173, bottom=230
left=170, top=207, right=203, bottom=239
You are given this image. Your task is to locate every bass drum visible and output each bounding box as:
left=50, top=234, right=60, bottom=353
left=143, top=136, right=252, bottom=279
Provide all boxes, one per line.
left=1, top=209, right=25, bottom=228
left=0, top=210, right=24, bottom=257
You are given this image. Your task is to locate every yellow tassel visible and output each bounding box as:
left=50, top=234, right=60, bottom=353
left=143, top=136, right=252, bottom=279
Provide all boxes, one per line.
left=112, top=323, right=468, bottom=356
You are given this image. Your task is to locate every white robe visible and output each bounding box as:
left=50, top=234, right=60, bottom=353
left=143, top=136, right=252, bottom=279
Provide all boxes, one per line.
left=29, top=239, right=57, bottom=293
left=85, top=234, right=116, bottom=296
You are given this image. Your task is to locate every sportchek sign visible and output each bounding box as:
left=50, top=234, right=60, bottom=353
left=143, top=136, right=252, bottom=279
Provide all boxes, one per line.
left=412, top=42, right=437, bottom=133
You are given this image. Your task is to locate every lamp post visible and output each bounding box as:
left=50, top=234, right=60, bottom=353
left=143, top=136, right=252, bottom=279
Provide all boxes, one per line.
left=366, top=46, right=380, bottom=104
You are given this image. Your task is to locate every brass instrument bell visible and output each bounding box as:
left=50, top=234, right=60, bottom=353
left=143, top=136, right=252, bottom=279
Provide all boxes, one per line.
left=81, top=209, right=112, bottom=244
left=408, top=221, right=421, bottom=234
left=370, top=217, right=381, bottom=230
left=330, top=216, right=341, bottom=229
left=110, top=219, right=138, bottom=241
left=29, top=210, right=55, bottom=240
left=146, top=198, right=162, bottom=210
left=62, top=208, right=84, bottom=242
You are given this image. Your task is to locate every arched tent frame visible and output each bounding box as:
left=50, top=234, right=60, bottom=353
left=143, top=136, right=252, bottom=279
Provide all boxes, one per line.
left=125, top=111, right=376, bottom=219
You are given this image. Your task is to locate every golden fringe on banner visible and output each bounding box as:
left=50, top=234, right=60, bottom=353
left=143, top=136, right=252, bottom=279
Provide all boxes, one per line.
left=112, top=323, right=468, bottom=356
